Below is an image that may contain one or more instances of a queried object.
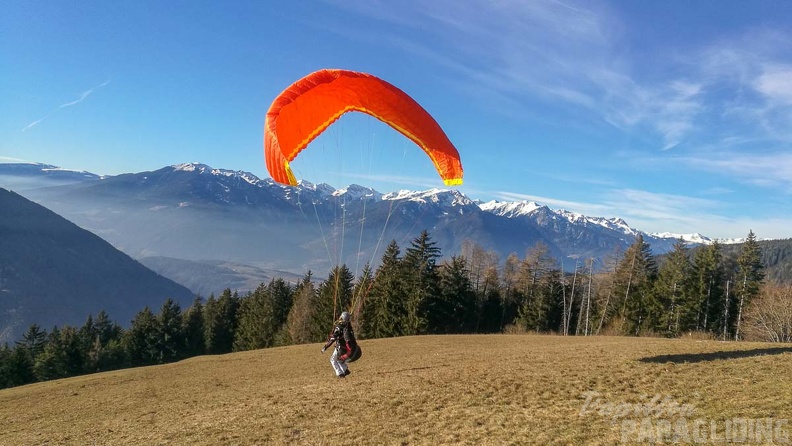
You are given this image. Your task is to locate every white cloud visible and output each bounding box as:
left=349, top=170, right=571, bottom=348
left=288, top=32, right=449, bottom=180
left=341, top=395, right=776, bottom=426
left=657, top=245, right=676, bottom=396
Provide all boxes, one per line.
left=755, top=64, right=792, bottom=104
left=681, top=152, right=792, bottom=192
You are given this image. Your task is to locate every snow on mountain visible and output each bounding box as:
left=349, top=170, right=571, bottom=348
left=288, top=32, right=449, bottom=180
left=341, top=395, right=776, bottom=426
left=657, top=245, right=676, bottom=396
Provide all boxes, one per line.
left=479, top=200, right=543, bottom=217
left=649, top=232, right=713, bottom=244
left=382, top=188, right=476, bottom=207
left=556, top=209, right=639, bottom=236
left=173, top=162, right=263, bottom=187
left=295, top=180, right=336, bottom=198
left=332, top=184, right=383, bottom=201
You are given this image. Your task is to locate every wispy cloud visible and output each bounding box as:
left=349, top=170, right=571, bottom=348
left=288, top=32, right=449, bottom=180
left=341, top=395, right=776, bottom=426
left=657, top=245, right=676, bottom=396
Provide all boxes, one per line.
left=680, top=151, right=792, bottom=192
left=0, top=156, right=31, bottom=163
left=22, top=80, right=110, bottom=132
left=334, top=1, right=792, bottom=156
left=492, top=190, right=612, bottom=216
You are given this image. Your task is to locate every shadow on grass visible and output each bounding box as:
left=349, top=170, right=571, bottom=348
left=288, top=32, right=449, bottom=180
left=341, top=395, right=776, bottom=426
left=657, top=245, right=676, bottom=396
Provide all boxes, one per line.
left=640, top=346, right=792, bottom=364
left=375, top=365, right=444, bottom=375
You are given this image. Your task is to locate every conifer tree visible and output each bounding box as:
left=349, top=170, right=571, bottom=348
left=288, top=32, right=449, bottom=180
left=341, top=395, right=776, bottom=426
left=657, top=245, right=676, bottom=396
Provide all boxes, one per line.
left=362, top=240, right=405, bottom=338
left=19, top=324, right=47, bottom=360
left=203, top=289, right=239, bottom=354
left=94, top=311, right=122, bottom=346
left=430, top=255, right=476, bottom=333
left=401, top=230, right=441, bottom=335
left=653, top=240, right=693, bottom=336
left=613, top=235, right=658, bottom=335
left=82, top=312, right=124, bottom=373
left=691, top=241, right=724, bottom=332
left=312, top=265, right=354, bottom=340
left=60, top=326, right=86, bottom=376
left=124, top=307, right=160, bottom=366
left=351, top=264, right=374, bottom=335
left=33, top=327, right=68, bottom=381
left=182, top=297, right=205, bottom=357
left=0, top=344, right=13, bottom=388
left=234, top=283, right=278, bottom=351
left=268, top=278, right=294, bottom=330
left=157, top=298, right=185, bottom=362
left=734, top=230, right=764, bottom=340
left=7, top=344, right=35, bottom=387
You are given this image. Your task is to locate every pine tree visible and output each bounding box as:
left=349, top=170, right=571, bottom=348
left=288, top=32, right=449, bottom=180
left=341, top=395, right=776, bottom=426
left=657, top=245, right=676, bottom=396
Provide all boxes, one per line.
left=157, top=298, right=185, bottom=362
left=94, top=311, right=122, bottom=346
left=268, top=278, right=294, bottom=330
left=401, top=230, right=441, bottom=335
left=83, top=312, right=124, bottom=373
left=734, top=230, right=765, bottom=340
left=234, top=283, right=278, bottom=351
left=0, top=344, right=14, bottom=388
left=361, top=240, right=405, bottom=339
left=7, top=344, right=36, bottom=387
left=33, top=327, right=69, bottom=381
left=430, top=255, right=476, bottom=333
left=313, top=265, right=355, bottom=340
left=613, top=235, right=658, bottom=335
left=124, top=307, right=160, bottom=366
left=18, top=324, right=47, bottom=360
left=691, top=241, right=724, bottom=333
left=182, top=297, right=205, bottom=357
left=351, top=264, right=374, bottom=335
left=653, top=240, right=693, bottom=336
left=203, top=289, right=239, bottom=354
left=77, top=315, right=97, bottom=369
left=58, top=326, right=85, bottom=376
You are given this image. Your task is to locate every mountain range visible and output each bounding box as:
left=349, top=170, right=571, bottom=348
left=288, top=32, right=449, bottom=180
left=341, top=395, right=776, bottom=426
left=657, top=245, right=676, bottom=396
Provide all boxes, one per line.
left=0, top=162, right=740, bottom=298
left=0, top=187, right=194, bottom=342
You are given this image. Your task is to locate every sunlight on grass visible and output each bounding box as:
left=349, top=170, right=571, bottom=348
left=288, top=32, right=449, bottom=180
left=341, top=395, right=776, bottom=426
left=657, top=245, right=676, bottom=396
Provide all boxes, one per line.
left=1, top=334, right=790, bottom=445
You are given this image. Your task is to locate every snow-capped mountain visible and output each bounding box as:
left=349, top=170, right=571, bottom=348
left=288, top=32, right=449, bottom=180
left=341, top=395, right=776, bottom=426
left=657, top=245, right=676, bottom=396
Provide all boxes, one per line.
left=0, top=162, right=725, bottom=284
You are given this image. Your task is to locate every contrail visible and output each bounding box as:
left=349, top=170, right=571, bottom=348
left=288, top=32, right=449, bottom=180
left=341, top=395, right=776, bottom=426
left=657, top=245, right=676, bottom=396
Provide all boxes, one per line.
left=59, top=80, right=110, bottom=108
left=22, top=80, right=111, bottom=132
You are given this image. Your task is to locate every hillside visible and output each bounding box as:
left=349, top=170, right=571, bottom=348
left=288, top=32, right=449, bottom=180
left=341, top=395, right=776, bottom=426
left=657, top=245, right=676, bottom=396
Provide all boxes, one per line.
left=1, top=334, right=790, bottom=445
left=679, top=238, right=792, bottom=285
left=0, top=188, right=195, bottom=342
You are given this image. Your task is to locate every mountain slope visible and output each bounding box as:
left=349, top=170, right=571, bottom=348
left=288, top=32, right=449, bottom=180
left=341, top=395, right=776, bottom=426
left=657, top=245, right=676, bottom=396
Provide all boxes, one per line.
left=0, top=188, right=194, bottom=342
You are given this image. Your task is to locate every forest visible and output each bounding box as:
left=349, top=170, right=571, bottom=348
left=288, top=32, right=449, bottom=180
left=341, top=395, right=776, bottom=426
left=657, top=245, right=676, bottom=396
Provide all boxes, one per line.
left=2, top=229, right=790, bottom=390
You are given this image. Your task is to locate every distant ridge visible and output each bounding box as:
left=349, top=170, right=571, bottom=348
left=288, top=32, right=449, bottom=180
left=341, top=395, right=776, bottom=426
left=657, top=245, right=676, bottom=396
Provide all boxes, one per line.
left=0, top=188, right=194, bottom=342
left=0, top=162, right=756, bottom=289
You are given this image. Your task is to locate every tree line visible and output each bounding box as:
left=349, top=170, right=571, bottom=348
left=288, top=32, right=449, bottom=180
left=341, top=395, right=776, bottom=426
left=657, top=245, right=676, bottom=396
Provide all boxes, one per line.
left=2, top=229, right=786, bottom=390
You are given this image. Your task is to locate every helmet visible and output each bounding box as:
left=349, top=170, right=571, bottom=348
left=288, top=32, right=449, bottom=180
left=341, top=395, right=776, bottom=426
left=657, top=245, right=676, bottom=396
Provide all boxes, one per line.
left=339, top=311, right=351, bottom=323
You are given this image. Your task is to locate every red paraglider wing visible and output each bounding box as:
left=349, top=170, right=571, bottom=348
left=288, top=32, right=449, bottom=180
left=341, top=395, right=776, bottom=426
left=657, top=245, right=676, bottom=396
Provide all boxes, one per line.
left=264, top=69, right=463, bottom=186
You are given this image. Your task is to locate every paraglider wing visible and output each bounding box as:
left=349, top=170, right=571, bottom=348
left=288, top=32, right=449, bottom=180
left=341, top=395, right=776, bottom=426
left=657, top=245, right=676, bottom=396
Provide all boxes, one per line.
left=264, top=69, right=463, bottom=186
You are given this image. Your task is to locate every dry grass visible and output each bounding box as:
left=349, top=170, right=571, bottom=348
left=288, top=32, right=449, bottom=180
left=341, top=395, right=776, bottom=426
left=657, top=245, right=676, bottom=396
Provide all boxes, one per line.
left=1, top=334, right=791, bottom=445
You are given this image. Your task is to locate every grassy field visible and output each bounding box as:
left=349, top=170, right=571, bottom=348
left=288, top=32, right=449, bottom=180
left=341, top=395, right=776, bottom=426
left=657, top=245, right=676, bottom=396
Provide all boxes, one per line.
left=1, top=334, right=791, bottom=445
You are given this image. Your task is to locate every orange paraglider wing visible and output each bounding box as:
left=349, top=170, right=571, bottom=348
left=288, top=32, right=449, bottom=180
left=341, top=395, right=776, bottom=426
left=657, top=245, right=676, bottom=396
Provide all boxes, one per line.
left=264, top=69, right=463, bottom=186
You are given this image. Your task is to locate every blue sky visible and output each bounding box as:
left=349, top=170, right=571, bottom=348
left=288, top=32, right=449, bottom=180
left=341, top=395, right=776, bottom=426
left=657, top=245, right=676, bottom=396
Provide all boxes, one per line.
left=2, top=1, right=791, bottom=240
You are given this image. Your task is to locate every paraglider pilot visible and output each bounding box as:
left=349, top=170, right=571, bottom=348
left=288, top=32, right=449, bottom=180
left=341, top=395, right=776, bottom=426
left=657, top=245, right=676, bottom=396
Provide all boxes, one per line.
left=321, top=311, right=361, bottom=378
